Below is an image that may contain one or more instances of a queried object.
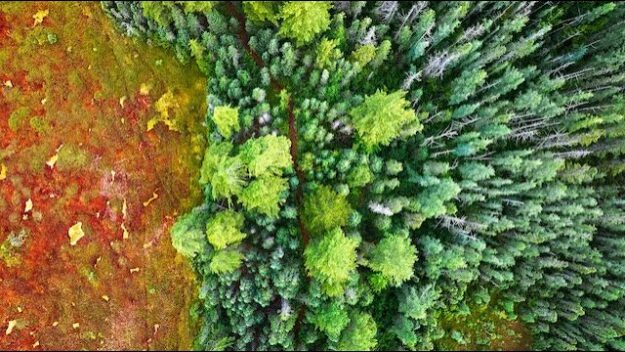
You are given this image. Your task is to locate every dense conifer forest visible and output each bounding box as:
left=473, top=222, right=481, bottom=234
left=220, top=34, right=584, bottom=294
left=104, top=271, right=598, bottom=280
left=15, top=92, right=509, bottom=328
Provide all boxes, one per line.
left=102, top=1, right=625, bottom=350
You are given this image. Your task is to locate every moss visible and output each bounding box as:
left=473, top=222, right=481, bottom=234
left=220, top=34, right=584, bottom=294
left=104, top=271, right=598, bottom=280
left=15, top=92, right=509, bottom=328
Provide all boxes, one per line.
left=9, top=107, right=30, bottom=132
left=436, top=302, right=531, bottom=351
left=0, top=2, right=207, bottom=349
left=56, top=144, right=89, bottom=171
left=29, top=116, right=50, bottom=134
left=23, top=143, right=50, bottom=172
left=0, top=241, right=22, bottom=267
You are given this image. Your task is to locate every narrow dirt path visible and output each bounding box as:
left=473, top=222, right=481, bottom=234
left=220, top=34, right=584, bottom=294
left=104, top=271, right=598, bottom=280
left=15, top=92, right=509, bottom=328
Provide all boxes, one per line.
left=224, top=0, right=311, bottom=338
left=224, top=2, right=309, bottom=246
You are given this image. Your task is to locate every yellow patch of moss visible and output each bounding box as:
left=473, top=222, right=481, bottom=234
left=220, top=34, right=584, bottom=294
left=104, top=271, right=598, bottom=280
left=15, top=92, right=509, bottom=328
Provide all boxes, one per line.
left=29, top=116, right=50, bottom=134
left=56, top=144, right=89, bottom=171
left=9, top=107, right=30, bottom=132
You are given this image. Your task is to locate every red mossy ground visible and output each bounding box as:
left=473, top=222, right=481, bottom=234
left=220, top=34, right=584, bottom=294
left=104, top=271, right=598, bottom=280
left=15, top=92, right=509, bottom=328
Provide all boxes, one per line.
left=0, top=3, right=206, bottom=350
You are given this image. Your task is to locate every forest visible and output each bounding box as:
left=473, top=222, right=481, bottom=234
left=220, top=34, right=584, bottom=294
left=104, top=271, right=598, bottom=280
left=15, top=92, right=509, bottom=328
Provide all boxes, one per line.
left=100, top=1, right=625, bottom=351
